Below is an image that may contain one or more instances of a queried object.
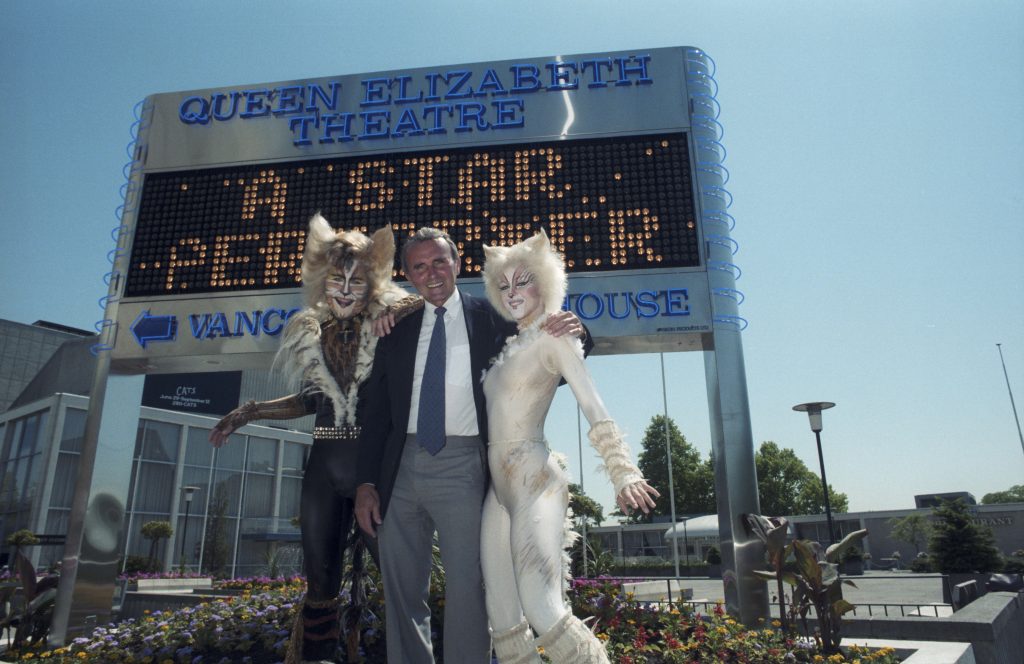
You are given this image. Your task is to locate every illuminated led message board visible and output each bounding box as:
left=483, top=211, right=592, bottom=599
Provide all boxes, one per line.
left=111, top=47, right=731, bottom=373
left=127, top=134, right=697, bottom=296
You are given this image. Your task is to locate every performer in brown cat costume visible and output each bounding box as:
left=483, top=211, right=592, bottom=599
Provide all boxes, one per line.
left=210, top=214, right=419, bottom=664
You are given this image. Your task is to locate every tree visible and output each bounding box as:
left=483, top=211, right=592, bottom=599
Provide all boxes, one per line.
left=929, top=499, right=1002, bottom=573
left=981, top=484, right=1024, bottom=504
left=568, top=483, right=603, bottom=527
left=141, top=520, right=173, bottom=571
left=634, top=415, right=715, bottom=522
left=887, top=514, right=932, bottom=555
left=755, top=441, right=848, bottom=516
left=568, top=483, right=610, bottom=578
left=202, top=484, right=231, bottom=577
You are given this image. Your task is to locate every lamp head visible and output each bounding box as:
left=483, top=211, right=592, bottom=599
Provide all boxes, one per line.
left=792, top=401, right=836, bottom=433
left=181, top=485, right=200, bottom=503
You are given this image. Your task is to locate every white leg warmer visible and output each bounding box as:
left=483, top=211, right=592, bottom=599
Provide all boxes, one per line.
left=492, top=620, right=543, bottom=664
left=535, top=612, right=610, bottom=664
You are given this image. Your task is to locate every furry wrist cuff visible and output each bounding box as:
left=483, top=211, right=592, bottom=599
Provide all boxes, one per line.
left=588, top=419, right=644, bottom=496
left=244, top=395, right=309, bottom=421
left=387, top=295, right=424, bottom=324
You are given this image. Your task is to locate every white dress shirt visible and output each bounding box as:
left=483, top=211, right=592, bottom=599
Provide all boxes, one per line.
left=407, top=290, right=479, bottom=436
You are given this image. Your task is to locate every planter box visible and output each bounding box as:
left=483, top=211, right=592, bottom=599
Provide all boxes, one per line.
left=128, top=577, right=214, bottom=593
left=843, top=637, right=974, bottom=663
left=941, top=573, right=991, bottom=606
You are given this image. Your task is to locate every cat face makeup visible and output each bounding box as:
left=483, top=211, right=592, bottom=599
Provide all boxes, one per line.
left=325, top=259, right=369, bottom=320
left=499, top=264, right=543, bottom=325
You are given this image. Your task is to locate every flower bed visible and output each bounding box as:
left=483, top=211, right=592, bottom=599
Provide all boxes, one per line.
left=571, top=577, right=900, bottom=663
left=3, top=576, right=901, bottom=663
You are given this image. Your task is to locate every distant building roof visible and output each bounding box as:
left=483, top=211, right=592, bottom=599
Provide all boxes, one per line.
left=8, top=336, right=97, bottom=409
left=31, top=320, right=94, bottom=337
left=914, top=492, right=977, bottom=508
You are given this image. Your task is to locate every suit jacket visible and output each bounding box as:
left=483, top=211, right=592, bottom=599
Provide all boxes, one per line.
left=356, top=290, right=516, bottom=517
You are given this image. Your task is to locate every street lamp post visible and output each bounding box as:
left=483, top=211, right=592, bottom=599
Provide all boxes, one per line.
left=793, top=402, right=837, bottom=546
left=179, top=486, right=200, bottom=570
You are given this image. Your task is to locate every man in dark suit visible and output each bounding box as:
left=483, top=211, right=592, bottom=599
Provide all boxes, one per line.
left=355, top=227, right=586, bottom=664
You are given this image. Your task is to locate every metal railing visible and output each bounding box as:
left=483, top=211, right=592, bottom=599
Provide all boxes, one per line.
left=848, top=602, right=951, bottom=618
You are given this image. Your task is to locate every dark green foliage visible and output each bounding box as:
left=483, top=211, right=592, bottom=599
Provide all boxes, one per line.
left=756, top=442, right=849, bottom=516
left=929, top=499, right=1003, bottom=573
left=887, top=514, right=933, bottom=555
left=568, top=482, right=604, bottom=527
left=141, top=520, right=173, bottom=569
left=635, top=415, right=715, bottom=521
left=4, top=529, right=39, bottom=548
left=705, top=545, right=722, bottom=564
left=569, top=534, right=616, bottom=578
left=1003, top=554, right=1024, bottom=574
left=122, top=555, right=156, bottom=575
left=202, top=484, right=231, bottom=577
left=0, top=551, right=59, bottom=650
left=981, top=484, right=1024, bottom=504
left=909, top=554, right=935, bottom=573
left=745, top=513, right=867, bottom=655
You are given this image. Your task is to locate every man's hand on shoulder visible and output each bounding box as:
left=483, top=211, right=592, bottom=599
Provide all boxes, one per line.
left=372, top=312, right=397, bottom=337
left=542, top=310, right=585, bottom=339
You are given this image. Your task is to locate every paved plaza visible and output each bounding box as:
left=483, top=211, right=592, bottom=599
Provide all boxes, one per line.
left=676, top=571, right=950, bottom=615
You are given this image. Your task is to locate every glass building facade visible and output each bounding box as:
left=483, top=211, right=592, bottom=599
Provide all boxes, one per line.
left=0, top=393, right=309, bottom=578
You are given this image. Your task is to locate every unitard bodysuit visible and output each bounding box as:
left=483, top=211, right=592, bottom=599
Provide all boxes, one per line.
left=480, top=323, right=642, bottom=637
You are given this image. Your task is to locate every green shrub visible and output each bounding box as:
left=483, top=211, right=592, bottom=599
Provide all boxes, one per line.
left=705, top=546, right=722, bottom=565
left=121, top=555, right=156, bottom=576
left=5, top=529, right=40, bottom=547
left=930, top=499, right=1002, bottom=573
left=909, top=554, right=935, bottom=573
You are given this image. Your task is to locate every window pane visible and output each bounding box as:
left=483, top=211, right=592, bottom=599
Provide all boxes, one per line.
left=140, top=420, right=180, bottom=463
left=243, top=474, right=273, bottom=518
left=246, top=437, right=277, bottom=473
left=4, top=420, right=23, bottom=462
left=18, top=412, right=47, bottom=456
left=133, top=463, right=175, bottom=512
left=61, top=408, right=87, bottom=452
left=214, top=436, right=245, bottom=470
left=184, top=427, right=214, bottom=467
left=180, top=467, right=211, bottom=507
left=282, top=442, right=306, bottom=478
left=41, top=510, right=70, bottom=569
left=174, top=514, right=204, bottom=569
left=211, top=470, right=243, bottom=517
left=50, top=453, right=79, bottom=508
left=279, top=477, right=301, bottom=524
left=200, top=515, right=237, bottom=577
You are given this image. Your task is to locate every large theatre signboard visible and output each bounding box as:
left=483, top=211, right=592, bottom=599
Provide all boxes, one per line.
left=111, top=47, right=733, bottom=373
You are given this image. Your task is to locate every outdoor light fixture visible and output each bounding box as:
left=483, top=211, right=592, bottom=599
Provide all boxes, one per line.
left=179, top=486, right=200, bottom=569
left=793, top=402, right=836, bottom=545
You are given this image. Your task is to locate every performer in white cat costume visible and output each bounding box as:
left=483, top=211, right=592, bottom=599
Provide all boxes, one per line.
left=480, top=231, right=659, bottom=663
left=210, top=214, right=419, bottom=664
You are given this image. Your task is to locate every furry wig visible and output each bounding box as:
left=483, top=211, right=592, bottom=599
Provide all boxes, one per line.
left=301, top=213, right=398, bottom=316
left=482, top=230, right=567, bottom=322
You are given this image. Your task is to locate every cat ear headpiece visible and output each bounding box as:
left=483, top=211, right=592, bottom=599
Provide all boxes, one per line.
left=301, top=213, right=396, bottom=313
left=482, top=230, right=567, bottom=322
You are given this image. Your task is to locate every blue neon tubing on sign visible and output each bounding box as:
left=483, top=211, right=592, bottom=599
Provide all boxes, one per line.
left=92, top=100, right=149, bottom=356
left=684, top=49, right=747, bottom=332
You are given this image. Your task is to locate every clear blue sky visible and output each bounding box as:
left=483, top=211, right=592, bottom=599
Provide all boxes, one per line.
left=2, top=1, right=1022, bottom=517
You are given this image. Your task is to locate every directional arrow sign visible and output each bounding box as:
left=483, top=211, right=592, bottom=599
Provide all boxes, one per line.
left=131, top=310, right=178, bottom=348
